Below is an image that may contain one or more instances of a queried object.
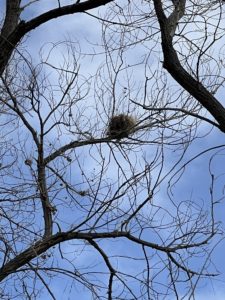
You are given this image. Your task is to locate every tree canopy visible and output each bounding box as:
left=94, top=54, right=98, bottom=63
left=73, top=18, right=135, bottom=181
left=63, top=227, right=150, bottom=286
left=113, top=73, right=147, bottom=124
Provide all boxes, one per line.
left=0, top=1, right=225, bottom=299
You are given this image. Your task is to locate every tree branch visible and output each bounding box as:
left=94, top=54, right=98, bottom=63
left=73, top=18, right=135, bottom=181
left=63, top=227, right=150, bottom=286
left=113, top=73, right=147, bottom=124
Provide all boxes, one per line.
left=0, top=0, right=114, bottom=76
left=0, top=229, right=214, bottom=282
left=153, top=0, right=225, bottom=132
left=1, top=0, right=21, bottom=37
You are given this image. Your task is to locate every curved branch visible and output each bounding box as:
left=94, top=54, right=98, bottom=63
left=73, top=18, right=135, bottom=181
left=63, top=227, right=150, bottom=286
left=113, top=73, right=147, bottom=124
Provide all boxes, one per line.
left=44, top=137, right=111, bottom=165
left=0, top=0, right=114, bottom=76
left=153, top=0, right=225, bottom=132
left=88, top=239, right=116, bottom=300
left=0, top=229, right=215, bottom=282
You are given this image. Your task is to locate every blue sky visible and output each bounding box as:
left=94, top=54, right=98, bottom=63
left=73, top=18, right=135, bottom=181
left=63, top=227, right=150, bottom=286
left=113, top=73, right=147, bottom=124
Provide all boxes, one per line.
left=1, top=1, right=225, bottom=299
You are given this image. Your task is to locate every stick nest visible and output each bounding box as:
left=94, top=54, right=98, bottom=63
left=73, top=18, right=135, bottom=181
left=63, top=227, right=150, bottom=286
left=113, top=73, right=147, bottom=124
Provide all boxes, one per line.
left=107, top=114, right=136, bottom=139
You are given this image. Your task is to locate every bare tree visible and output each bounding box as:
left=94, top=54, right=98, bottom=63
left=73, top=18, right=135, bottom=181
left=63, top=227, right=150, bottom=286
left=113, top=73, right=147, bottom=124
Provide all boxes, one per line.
left=0, top=0, right=224, bottom=299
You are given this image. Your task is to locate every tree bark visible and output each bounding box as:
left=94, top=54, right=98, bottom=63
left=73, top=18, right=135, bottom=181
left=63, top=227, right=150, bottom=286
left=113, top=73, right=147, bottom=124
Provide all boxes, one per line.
left=1, top=0, right=21, bottom=37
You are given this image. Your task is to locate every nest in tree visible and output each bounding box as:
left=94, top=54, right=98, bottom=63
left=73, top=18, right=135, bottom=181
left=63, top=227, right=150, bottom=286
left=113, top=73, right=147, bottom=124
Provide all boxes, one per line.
left=107, top=114, right=136, bottom=139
